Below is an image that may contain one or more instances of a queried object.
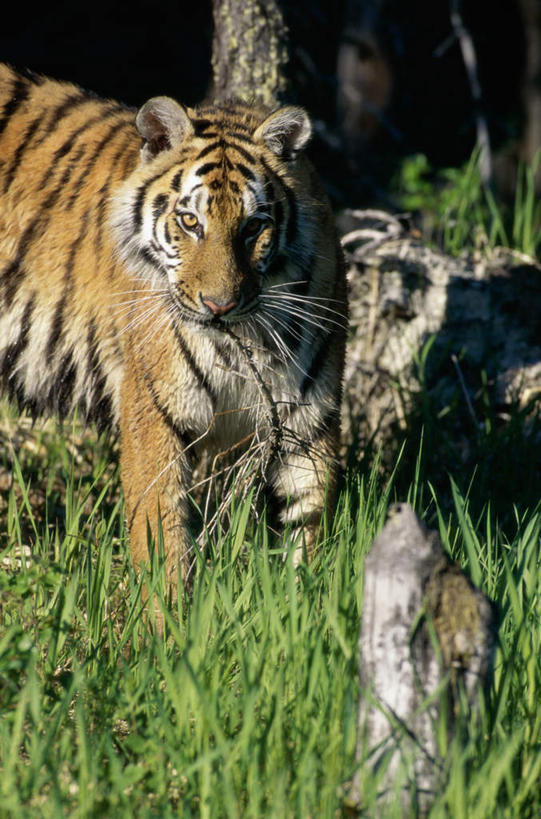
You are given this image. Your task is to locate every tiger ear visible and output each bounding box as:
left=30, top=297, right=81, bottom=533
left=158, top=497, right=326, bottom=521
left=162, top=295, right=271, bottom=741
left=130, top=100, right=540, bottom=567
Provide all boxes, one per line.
left=136, top=96, right=194, bottom=162
left=253, top=106, right=312, bottom=159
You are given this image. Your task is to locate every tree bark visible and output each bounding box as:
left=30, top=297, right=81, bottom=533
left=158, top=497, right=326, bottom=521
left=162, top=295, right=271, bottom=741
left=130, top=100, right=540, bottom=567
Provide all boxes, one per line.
left=211, top=0, right=289, bottom=106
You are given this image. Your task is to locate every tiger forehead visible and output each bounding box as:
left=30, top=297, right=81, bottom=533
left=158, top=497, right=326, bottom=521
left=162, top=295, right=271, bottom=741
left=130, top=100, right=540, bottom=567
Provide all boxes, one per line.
left=175, top=134, right=270, bottom=215
left=178, top=163, right=265, bottom=221
left=189, top=100, right=270, bottom=134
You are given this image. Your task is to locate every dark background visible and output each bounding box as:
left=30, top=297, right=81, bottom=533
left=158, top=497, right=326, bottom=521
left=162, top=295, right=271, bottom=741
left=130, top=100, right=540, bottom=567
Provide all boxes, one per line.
left=0, top=0, right=528, bottom=201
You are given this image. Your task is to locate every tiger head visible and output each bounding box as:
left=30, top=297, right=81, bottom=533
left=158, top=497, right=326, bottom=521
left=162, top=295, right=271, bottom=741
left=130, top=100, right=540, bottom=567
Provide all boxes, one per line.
left=111, top=96, right=316, bottom=328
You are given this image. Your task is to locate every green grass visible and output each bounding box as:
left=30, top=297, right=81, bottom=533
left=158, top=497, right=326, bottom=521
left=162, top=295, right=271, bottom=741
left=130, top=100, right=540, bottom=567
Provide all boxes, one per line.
left=395, top=149, right=541, bottom=259
left=0, top=404, right=540, bottom=817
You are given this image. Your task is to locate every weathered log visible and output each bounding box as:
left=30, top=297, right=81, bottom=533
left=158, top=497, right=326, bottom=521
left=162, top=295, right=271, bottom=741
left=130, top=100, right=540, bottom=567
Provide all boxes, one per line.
left=349, top=503, right=496, bottom=815
left=340, top=210, right=541, bottom=459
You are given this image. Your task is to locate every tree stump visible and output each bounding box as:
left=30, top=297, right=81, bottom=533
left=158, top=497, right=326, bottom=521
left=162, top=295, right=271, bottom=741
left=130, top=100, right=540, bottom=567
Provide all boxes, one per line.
left=349, top=503, right=496, bottom=815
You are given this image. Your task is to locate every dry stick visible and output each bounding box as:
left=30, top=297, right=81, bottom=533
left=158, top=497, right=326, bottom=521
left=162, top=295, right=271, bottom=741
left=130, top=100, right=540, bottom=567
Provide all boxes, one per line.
left=451, top=353, right=481, bottom=430
left=449, top=0, right=492, bottom=187
left=223, top=327, right=284, bottom=463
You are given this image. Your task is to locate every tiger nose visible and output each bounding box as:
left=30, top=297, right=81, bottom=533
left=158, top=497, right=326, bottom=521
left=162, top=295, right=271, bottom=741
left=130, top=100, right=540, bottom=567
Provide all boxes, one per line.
left=201, top=297, right=238, bottom=317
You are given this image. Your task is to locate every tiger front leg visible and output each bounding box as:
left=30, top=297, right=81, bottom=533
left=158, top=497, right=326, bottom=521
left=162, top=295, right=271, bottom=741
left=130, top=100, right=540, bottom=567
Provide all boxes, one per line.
left=270, top=420, right=339, bottom=566
left=119, top=376, right=194, bottom=597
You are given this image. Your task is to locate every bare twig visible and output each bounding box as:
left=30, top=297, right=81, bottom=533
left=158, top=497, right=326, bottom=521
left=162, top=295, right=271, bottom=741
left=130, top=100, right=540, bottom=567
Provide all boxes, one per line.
left=449, top=0, right=492, bottom=187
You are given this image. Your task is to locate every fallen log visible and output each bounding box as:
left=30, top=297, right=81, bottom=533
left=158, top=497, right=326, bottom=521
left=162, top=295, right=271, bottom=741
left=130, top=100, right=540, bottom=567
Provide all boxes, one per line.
left=341, top=211, right=541, bottom=460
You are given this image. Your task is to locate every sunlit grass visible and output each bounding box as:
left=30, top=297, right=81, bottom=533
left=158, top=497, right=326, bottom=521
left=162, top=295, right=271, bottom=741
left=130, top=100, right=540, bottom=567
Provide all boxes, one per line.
left=0, top=404, right=540, bottom=816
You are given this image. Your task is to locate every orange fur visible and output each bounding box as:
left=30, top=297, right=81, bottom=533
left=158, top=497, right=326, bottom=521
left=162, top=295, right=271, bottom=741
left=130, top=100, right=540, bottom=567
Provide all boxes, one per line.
left=0, top=64, right=347, bottom=591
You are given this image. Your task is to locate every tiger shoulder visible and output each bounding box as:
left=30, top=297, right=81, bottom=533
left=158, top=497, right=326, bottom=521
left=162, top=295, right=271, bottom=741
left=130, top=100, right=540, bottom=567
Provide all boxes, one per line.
left=0, top=63, right=348, bottom=594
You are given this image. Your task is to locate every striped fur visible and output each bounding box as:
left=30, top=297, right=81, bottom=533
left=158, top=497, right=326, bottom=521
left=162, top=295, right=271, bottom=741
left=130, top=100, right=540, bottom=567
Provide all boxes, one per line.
left=0, top=64, right=348, bottom=587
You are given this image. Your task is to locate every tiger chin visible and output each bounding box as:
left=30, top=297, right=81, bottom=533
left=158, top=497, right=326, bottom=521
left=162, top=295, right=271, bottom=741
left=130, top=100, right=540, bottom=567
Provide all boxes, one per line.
left=0, top=63, right=348, bottom=597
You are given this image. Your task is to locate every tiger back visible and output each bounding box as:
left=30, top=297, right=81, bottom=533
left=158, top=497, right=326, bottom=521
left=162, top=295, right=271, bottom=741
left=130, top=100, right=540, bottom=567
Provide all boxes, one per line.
left=0, top=63, right=348, bottom=587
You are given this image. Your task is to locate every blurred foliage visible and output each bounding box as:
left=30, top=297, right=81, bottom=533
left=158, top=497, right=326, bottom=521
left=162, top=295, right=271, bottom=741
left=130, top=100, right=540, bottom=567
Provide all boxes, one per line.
left=394, top=149, right=541, bottom=259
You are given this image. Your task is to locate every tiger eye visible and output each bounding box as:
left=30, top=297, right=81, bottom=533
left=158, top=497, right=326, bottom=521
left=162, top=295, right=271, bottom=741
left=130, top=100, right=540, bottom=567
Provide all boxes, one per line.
left=243, top=218, right=267, bottom=240
left=180, top=212, right=199, bottom=230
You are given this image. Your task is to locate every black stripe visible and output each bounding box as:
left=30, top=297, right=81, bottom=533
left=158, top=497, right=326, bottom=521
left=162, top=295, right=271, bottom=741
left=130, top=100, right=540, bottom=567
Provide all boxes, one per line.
left=2, top=258, right=26, bottom=308
left=265, top=251, right=286, bottom=278
left=45, top=210, right=90, bottom=363
left=195, top=140, right=222, bottom=160
left=283, top=184, right=298, bottom=245
left=0, top=77, right=30, bottom=136
left=224, top=129, right=253, bottom=140
left=46, top=294, right=68, bottom=364
left=152, top=193, right=168, bottom=219
left=226, top=141, right=255, bottom=162
left=171, top=169, right=183, bottom=190
left=178, top=183, right=202, bottom=208
left=132, top=167, right=171, bottom=230
left=274, top=199, right=284, bottom=230
left=171, top=323, right=217, bottom=401
left=235, top=162, right=256, bottom=181
left=140, top=246, right=161, bottom=270
left=85, top=319, right=114, bottom=430
left=65, top=119, right=131, bottom=210
left=144, top=372, right=195, bottom=451
left=120, top=146, right=138, bottom=177
left=95, top=131, right=136, bottom=263
left=55, top=349, right=77, bottom=412
left=2, top=115, right=42, bottom=194
left=192, top=119, right=214, bottom=135
left=1, top=144, right=88, bottom=305
left=164, top=221, right=172, bottom=245
left=0, top=294, right=35, bottom=375
left=260, top=156, right=298, bottom=245
left=38, top=104, right=128, bottom=190
left=299, top=330, right=334, bottom=397
left=195, top=161, right=221, bottom=176
left=19, top=68, right=46, bottom=86
left=32, top=93, right=90, bottom=148
left=52, top=104, right=126, bottom=163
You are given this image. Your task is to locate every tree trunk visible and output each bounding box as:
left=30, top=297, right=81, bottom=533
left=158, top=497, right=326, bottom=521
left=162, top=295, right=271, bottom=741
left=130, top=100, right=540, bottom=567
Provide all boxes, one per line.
left=211, top=0, right=289, bottom=106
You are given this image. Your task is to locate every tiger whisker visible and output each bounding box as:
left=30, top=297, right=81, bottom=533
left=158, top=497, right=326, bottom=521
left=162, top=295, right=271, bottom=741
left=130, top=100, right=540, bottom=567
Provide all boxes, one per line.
left=261, top=291, right=348, bottom=321
left=259, top=308, right=305, bottom=346
left=133, top=311, right=171, bottom=354
left=111, top=287, right=169, bottom=296
left=255, top=314, right=293, bottom=368
left=261, top=298, right=348, bottom=332
left=115, top=301, right=165, bottom=339
left=112, top=294, right=166, bottom=309
left=266, top=280, right=309, bottom=291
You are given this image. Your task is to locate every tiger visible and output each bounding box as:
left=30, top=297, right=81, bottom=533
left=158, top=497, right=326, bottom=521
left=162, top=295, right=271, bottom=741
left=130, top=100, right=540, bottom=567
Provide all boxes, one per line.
left=0, top=63, right=348, bottom=593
